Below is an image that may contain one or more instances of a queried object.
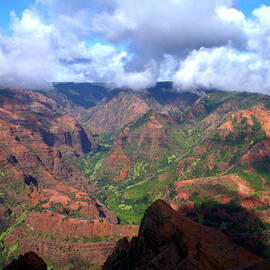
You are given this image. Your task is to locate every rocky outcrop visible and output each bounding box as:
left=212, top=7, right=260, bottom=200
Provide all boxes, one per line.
left=218, top=105, right=270, bottom=138
left=25, top=210, right=138, bottom=239
left=2, top=181, right=138, bottom=267
left=105, top=112, right=177, bottom=174
left=0, top=88, right=121, bottom=267
left=103, top=200, right=261, bottom=270
left=4, top=251, right=47, bottom=270
left=173, top=174, right=270, bottom=258
left=17, top=237, right=116, bottom=266
left=0, top=89, right=103, bottom=196
left=240, top=139, right=270, bottom=168
left=86, top=91, right=152, bottom=134
left=0, top=88, right=97, bottom=156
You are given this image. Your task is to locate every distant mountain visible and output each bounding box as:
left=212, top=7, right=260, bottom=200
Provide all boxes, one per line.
left=41, top=82, right=199, bottom=133
left=84, top=87, right=198, bottom=134
left=52, top=82, right=110, bottom=109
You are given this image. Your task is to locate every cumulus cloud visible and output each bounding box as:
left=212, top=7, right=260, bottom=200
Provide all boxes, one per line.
left=0, top=7, right=128, bottom=89
left=0, top=0, right=269, bottom=92
left=0, top=9, right=56, bottom=89
left=92, top=0, right=246, bottom=60
left=173, top=46, right=270, bottom=93
left=174, top=5, right=270, bottom=94
left=115, top=63, right=157, bottom=90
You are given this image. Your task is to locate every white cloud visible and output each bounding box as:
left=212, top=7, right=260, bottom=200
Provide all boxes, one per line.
left=115, top=63, right=157, bottom=90
left=0, top=3, right=157, bottom=90
left=0, top=8, right=129, bottom=89
left=173, top=4, right=270, bottom=94
left=173, top=46, right=270, bottom=93
left=0, top=0, right=269, bottom=93
left=91, top=0, right=246, bottom=64
left=0, top=9, right=57, bottom=89
left=216, top=6, right=245, bottom=24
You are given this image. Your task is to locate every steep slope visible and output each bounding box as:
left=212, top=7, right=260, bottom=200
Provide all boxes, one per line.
left=0, top=88, right=138, bottom=269
left=167, top=92, right=270, bottom=257
left=40, top=82, right=111, bottom=121
left=172, top=174, right=270, bottom=257
left=52, top=82, right=110, bottom=109
left=103, top=200, right=261, bottom=270
left=2, top=183, right=138, bottom=267
left=78, top=112, right=185, bottom=224
left=85, top=83, right=199, bottom=135
left=86, top=90, right=153, bottom=134
left=39, top=82, right=199, bottom=135
left=0, top=88, right=97, bottom=155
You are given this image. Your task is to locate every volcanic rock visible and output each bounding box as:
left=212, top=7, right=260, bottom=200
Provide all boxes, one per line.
left=4, top=251, right=47, bottom=270
left=103, top=200, right=261, bottom=270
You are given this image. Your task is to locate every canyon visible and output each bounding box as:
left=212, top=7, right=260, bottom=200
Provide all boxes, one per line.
left=1, top=83, right=270, bottom=269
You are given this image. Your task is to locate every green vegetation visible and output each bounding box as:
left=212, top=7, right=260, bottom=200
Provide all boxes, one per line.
left=7, top=242, right=18, bottom=260
left=200, top=91, right=238, bottom=114
left=66, top=132, right=114, bottom=183
left=129, top=112, right=152, bottom=130
left=0, top=210, right=29, bottom=266
left=94, top=133, right=115, bottom=147
left=0, top=241, right=19, bottom=268
left=98, top=160, right=179, bottom=224
left=67, top=145, right=111, bottom=182
left=11, top=182, right=26, bottom=195
left=185, top=195, right=268, bottom=257
left=168, top=127, right=202, bottom=154
left=200, top=91, right=266, bottom=113
left=0, top=210, right=29, bottom=249
left=34, top=229, right=119, bottom=245
left=133, top=161, right=148, bottom=179
left=229, top=167, right=265, bottom=191
left=61, top=123, right=73, bottom=132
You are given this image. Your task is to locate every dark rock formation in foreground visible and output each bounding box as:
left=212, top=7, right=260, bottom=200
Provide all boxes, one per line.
left=103, top=199, right=264, bottom=270
left=4, top=251, right=47, bottom=270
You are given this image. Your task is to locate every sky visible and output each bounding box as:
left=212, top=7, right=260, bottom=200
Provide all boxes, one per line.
left=236, top=0, right=269, bottom=16
left=0, top=0, right=270, bottom=93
